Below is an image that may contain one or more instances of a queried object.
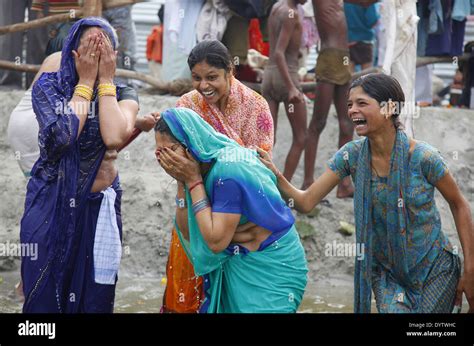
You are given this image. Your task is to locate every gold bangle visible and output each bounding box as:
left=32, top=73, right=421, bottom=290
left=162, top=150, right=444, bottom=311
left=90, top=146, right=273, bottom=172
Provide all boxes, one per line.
left=73, top=91, right=92, bottom=101
left=98, top=92, right=116, bottom=98
left=98, top=83, right=116, bottom=98
left=76, top=84, right=93, bottom=93
left=74, top=84, right=93, bottom=101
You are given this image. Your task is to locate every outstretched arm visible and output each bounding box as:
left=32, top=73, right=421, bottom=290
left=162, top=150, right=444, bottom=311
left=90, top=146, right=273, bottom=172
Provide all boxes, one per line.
left=257, top=148, right=340, bottom=213
left=436, top=172, right=474, bottom=312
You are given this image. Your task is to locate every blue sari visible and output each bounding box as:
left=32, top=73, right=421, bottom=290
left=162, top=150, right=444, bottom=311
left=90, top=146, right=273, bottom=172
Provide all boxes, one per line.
left=20, top=18, right=128, bottom=313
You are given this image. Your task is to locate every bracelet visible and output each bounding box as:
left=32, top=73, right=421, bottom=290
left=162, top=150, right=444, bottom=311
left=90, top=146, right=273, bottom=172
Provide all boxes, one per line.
left=98, top=83, right=116, bottom=98
left=175, top=196, right=187, bottom=209
left=188, top=181, right=203, bottom=192
left=74, top=84, right=94, bottom=101
left=192, top=198, right=210, bottom=215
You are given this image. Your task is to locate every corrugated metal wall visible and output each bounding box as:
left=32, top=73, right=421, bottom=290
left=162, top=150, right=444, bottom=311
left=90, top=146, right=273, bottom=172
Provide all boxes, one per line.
left=132, top=2, right=473, bottom=86
left=131, top=0, right=165, bottom=73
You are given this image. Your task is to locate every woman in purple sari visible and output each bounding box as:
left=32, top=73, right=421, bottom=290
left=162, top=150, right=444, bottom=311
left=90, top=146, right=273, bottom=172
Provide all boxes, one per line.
left=20, top=17, right=139, bottom=313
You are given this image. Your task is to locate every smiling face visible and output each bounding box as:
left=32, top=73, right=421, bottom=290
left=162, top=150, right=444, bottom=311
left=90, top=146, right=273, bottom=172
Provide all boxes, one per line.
left=347, top=86, right=394, bottom=137
left=191, top=61, right=230, bottom=105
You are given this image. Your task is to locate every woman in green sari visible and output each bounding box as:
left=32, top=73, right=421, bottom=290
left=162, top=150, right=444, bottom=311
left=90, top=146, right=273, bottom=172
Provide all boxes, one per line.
left=258, top=73, right=474, bottom=313
left=154, top=107, right=308, bottom=313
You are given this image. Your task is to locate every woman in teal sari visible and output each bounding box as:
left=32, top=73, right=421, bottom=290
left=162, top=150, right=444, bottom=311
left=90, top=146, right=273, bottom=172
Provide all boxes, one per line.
left=154, top=107, right=308, bottom=313
left=258, top=73, right=474, bottom=313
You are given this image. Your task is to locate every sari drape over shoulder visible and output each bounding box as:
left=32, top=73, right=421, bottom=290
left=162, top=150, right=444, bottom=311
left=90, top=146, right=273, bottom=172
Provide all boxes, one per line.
left=21, top=17, right=128, bottom=313
left=162, top=108, right=307, bottom=312
left=327, top=131, right=460, bottom=313
left=162, top=76, right=274, bottom=313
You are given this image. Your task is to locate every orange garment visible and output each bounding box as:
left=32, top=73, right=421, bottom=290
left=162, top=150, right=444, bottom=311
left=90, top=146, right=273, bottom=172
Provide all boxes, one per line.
left=146, top=25, right=163, bottom=63
left=249, top=19, right=269, bottom=57
left=162, top=229, right=202, bottom=313
left=162, top=76, right=274, bottom=313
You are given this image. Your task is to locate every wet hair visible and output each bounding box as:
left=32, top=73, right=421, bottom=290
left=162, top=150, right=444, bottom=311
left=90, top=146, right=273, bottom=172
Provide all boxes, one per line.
left=154, top=117, right=181, bottom=144
left=187, top=40, right=233, bottom=73
left=155, top=117, right=174, bottom=136
left=349, top=73, right=405, bottom=129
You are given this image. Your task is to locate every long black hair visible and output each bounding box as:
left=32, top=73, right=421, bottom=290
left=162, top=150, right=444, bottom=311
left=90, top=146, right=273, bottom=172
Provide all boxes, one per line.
left=350, top=73, right=405, bottom=129
left=154, top=116, right=177, bottom=139
left=187, top=40, right=233, bottom=73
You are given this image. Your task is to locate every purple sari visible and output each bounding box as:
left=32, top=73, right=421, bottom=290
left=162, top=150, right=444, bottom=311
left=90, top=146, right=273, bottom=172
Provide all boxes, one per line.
left=20, top=17, right=126, bottom=313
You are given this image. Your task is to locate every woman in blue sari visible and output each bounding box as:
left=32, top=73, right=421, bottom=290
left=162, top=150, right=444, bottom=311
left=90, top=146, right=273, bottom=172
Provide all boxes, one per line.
left=20, top=17, right=139, bottom=313
left=155, top=108, right=308, bottom=312
left=259, top=73, right=474, bottom=313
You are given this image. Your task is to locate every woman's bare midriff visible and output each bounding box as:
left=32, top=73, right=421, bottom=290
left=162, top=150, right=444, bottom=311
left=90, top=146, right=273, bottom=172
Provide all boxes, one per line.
left=90, top=150, right=118, bottom=193
left=232, top=225, right=273, bottom=252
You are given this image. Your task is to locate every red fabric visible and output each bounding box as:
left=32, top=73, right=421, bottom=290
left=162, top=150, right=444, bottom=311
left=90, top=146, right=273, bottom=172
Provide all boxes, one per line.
left=146, top=25, right=163, bottom=63
left=248, top=19, right=269, bottom=57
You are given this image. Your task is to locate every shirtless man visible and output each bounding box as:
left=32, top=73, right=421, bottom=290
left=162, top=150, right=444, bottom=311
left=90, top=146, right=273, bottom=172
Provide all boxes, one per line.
left=302, top=0, right=354, bottom=197
left=262, top=0, right=308, bottom=183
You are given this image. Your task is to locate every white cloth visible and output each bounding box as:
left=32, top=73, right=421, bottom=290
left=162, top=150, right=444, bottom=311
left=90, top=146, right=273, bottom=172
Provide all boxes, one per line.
left=302, top=1, right=314, bottom=17
left=381, top=0, right=419, bottom=138
left=415, top=65, right=433, bottom=104
left=196, top=0, right=231, bottom=42
left=93, top=187, right=122, bottom=285
left=164, top=0, right=204, bottom=54
left=162, top=0, right=204, bottom=81
left=7, top=89, right=40, bottom=177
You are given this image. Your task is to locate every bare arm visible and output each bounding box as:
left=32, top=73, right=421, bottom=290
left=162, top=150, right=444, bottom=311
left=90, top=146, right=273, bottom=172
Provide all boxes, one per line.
left=257, top=148, right=340, bottom=213
left=274, top=12, right=299, bottom=93
left=187, top=180, right=241, bottom=253
left=97, top=32, right=137, bottom=149
left=32, top=52, right=62, bottom=85
left=436, top=172, right=474, bottom=312
left=99, top=98, right=138, bottom=149
left=135, top=112, right=159, bottom=132
left=159, top=148, right=240, bottom=253
left=175, top=181, right=190, bottom=240
left=69, top=33, right=102, bottom=137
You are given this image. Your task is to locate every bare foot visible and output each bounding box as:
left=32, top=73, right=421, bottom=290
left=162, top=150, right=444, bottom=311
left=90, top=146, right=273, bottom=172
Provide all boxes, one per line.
left=336, top=176, right=354, bottom=198
left=15, top=280, right=25, bottom=302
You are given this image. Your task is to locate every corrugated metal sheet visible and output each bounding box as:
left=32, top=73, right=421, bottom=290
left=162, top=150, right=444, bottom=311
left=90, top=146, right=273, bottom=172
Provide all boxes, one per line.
left=131, top=0, right=165, bottom=73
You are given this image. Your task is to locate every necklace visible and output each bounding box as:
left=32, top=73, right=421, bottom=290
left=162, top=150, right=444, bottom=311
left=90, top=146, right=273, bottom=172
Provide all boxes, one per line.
left=371, top=162, right=380, bottom=178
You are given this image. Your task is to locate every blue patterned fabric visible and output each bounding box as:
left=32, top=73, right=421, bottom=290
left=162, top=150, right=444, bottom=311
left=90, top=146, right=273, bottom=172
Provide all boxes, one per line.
left=20, top=17, right=130, bottom=312
left=327, top=131, right=460, bottom=313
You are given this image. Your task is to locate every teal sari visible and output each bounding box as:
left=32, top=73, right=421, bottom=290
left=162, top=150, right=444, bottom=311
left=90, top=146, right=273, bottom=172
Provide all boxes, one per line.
left=328, top=130, right=460, bottom=313
left=162, top=108, right=308, bottom=313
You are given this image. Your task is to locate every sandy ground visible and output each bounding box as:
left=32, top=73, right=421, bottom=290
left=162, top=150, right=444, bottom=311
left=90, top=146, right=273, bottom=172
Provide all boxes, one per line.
left=0, top=89, right=472, bottom=312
